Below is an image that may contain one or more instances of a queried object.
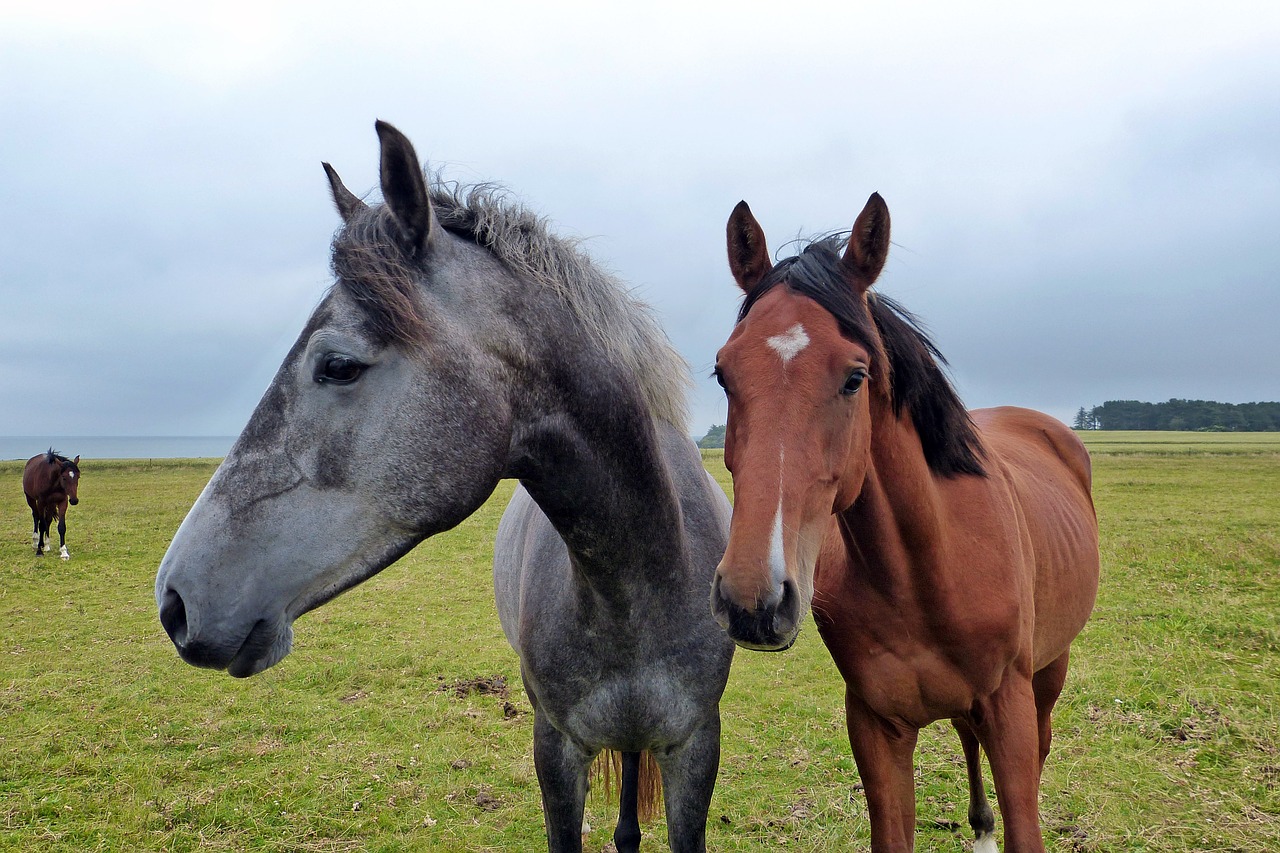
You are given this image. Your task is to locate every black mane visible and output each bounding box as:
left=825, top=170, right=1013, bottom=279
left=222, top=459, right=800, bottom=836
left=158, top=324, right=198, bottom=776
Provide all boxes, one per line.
left=738, top=237, right=986, bottom=477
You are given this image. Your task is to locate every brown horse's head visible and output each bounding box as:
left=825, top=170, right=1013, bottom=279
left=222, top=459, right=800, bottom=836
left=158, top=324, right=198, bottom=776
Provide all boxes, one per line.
left=60, top=455, right=81, bottom=505
left=710, top=195, right=893, bottom=650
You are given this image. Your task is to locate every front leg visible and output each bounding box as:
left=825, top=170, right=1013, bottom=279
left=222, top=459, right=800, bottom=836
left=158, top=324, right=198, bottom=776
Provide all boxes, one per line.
left=653, top=712, right=720, bottom=853
left=532, top=710, right=593, bottom=853
left=972, top=675, right=1045, bottom=852
left=846, top=692, right=920, bottom=853
left=56, top=503, right=70, bottom=560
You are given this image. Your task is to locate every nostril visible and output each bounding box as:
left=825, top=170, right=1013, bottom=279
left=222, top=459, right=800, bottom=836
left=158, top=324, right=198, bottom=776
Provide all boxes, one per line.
left=159, top=588, right=189, bottom=648
left=69, top=498, right=78, bottom=505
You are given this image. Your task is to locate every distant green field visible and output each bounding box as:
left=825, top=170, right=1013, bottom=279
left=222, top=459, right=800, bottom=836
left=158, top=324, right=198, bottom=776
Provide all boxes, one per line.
left=1079, top=430, right=1280, bottom=455
left=3, top=442, right=1277, bottom=850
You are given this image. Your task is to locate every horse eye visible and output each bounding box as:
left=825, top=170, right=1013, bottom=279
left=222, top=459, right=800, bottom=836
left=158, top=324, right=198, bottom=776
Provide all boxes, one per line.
left=841, top=370, right=868, bottom=396
left=316, top=354, right=367, bottom=385
left=712, top=367, right=726, bottom=389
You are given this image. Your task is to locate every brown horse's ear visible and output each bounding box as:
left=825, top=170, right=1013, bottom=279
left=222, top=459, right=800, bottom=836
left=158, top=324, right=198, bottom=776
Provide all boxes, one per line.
left=72, top=456, right=79, bottom=464
left=375, top=119, right=435, bottom=259
left=322, top=162, right=368, bottom=224
left=841, top=192, right=890, bottom=293
left=726, top=201, right=772, bottom=293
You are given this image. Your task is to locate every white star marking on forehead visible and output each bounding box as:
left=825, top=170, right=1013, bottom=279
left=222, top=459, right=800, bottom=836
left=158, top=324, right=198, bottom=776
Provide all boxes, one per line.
left=766, top=323, right=810, bottom=364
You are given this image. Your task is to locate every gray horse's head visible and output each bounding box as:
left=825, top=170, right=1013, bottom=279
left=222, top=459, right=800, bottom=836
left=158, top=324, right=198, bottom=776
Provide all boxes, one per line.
left=155, top=122, right=515, bottom=676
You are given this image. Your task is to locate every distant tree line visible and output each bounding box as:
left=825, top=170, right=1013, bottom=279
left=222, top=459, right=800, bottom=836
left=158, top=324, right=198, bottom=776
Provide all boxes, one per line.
left=698, top=425, right=726, bottom=448
left=1074, top=400, right=1280, bottom=431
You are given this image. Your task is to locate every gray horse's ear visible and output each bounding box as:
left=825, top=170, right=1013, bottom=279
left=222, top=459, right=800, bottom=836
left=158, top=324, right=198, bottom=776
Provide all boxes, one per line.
left=375, top=119, right=435, bottom=258
left=726, top=200, right=771, bottom=293
left=322, top=162, right=367, bottom=224
left=841, top=192, right=890, bottom=293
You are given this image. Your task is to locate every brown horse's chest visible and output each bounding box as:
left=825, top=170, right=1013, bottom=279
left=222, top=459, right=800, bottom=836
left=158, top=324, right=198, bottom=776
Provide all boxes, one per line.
left=813, top=557, right=1026, bottom=725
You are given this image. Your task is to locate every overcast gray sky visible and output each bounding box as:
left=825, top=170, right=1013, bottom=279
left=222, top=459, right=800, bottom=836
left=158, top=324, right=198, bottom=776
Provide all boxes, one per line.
left=3, top=1, right=1277, bottom=439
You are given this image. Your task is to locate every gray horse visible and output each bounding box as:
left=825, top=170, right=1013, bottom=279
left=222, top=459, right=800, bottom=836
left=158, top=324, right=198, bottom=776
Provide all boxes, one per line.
left=154, top=121, right=734, bottom=852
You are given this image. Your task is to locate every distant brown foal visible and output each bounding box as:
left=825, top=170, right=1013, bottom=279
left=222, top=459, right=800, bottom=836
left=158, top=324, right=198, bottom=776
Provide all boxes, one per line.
left=710, top=194, right=1099, bottom=852
left=23, top=449, right=81, bottom=560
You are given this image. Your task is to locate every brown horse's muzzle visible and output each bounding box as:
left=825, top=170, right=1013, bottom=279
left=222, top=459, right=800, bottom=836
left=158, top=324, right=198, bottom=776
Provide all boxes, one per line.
left=710, top=571, right=802, bottom=651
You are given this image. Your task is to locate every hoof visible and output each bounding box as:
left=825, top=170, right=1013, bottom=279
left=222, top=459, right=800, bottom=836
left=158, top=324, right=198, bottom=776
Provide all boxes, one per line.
left=60, top=547, right=71, bottom=561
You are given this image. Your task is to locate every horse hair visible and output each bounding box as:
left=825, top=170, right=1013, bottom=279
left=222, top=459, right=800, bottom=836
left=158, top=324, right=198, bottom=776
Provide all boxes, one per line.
left=44, top=448, right=72, bottom=466
left=738, top=237, right=986, bottom=477
left=330, top=178, right=691, bottom=429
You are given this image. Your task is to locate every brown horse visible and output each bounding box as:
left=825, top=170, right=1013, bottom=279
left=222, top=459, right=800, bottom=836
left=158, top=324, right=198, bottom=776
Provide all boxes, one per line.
left=23, top=449, right=81, bottom=560
left=710, top=194, right=1099, bottom=852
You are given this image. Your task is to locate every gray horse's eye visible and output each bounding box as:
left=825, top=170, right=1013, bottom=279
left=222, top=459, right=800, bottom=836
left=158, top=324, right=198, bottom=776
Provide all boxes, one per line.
left=315, top=354, right=367, bottom=385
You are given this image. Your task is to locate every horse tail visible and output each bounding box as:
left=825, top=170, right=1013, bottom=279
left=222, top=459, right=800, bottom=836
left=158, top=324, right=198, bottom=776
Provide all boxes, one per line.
left=591, top=749, right=663, bottom=823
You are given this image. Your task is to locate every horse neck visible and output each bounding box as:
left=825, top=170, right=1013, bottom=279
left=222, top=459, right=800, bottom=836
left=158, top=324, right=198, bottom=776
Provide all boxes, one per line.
left=837, top=398, right=953, bottom=593
left=504, top=309, right=689, bottom=589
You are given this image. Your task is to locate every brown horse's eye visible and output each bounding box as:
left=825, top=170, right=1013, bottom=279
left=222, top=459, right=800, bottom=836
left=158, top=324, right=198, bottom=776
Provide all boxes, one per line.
left=316, top=354, right=367, bottom=385
left=841, top=370, right=868, bottom=396
left=712, top=367, right=727, bottom=390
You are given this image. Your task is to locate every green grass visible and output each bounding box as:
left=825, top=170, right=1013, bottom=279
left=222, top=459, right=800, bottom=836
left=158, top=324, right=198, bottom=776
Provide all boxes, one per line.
left=3, top=436, right=1278, bottom=850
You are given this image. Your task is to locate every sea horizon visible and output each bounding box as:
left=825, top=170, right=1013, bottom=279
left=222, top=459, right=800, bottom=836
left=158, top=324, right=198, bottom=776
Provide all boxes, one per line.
left=1, top=435, right=236, bottom=461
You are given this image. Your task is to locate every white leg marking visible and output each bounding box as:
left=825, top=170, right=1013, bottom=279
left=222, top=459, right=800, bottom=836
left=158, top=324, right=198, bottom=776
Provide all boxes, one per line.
left=974, top=830, right=999, bottom=853
left=60, top=545, right=71, bottom=560
left=766, top=323, right=810, bottom=364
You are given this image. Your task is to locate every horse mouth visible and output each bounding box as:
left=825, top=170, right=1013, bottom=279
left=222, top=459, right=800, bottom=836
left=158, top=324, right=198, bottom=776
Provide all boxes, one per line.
left=160, top=587, right=293, bottom=677
left=225, top=620, right=293, bottom=678
left=711, top=574, right=804, bottom=651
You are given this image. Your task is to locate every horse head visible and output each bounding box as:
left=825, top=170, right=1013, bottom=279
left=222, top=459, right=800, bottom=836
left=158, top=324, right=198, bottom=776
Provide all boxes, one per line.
left=155, top=122, right=516, bottom=677
left=709, top=195, right=891, bottom=651
left=60, top=455, right=81, bottom=505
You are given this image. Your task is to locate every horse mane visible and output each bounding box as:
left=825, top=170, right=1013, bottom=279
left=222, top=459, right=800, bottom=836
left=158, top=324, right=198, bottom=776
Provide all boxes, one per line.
left=330, top=179, right=690, bottom=430
left=738, top=237, right=986, bottom=477
left=45, top=448, right=71, bottom=466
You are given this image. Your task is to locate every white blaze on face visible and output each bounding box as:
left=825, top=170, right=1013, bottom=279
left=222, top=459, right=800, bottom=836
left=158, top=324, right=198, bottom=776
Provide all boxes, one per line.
left=764, top=449, right=787, bottom=605
left=766, top=323, right=810, bottom=365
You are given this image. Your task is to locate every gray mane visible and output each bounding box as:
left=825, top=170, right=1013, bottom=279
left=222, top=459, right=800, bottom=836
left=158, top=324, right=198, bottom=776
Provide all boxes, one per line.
left=331, top=179, right=690, bottom=430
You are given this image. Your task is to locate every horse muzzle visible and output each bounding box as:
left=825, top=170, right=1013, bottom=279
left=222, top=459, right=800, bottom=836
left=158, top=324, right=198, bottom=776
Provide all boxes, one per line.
left=709, top=572, right=802, bottom=652
left=158, top=584, right=293, bottom=677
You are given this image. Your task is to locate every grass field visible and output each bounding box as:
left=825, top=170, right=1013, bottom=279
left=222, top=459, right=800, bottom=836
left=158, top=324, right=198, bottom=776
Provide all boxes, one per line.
left=2, top=433, right=1278, bottom=851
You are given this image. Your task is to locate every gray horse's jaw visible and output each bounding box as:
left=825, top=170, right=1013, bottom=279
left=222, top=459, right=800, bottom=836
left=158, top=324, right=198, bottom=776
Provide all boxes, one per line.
left=226, top=623, right=295, bottom=678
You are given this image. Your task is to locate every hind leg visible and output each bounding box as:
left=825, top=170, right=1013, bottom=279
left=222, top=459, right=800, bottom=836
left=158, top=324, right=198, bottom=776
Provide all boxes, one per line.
left=532, top=711, right=592, bottom=853
left=1033, top=652, right=1070, bottom=773
left=952, top=717, right=997, bottom=852
left=654, top=713, right=720, bottom=853
left=36, top=513, right=51, bottom=556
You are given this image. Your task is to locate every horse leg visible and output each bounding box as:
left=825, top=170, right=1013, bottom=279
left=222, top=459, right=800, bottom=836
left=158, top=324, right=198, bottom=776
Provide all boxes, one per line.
left=972, top=676, right=1045, bottom=853
left=1032, top=652, right=1070, bottom=773
left=36, top=510, right=51, bottom=556
left=56, top=500, right=70, bottom=560
left=532, top=711, right=592, bottom=853
left=28, top=498, right=40, bottom=551
left=612, top=751, right=642, bottom=853
left=653, top=713, right=720, bottom=853
left=846, top=692, right=919, bottom=852
left=952, top=717, right=998, bottom=852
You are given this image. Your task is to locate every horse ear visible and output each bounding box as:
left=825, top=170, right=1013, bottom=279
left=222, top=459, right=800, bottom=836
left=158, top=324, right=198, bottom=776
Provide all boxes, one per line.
left=322, top=162, right=367, bottom=224
left=73, top=455, right=79, bottom=464
left=375, top=119, right=436, bottom=258
left=726, top=201, right=771, bottom=293
left=841, top=192, right=890, bottom=293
